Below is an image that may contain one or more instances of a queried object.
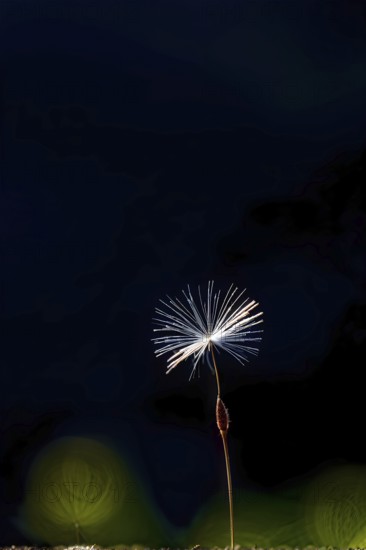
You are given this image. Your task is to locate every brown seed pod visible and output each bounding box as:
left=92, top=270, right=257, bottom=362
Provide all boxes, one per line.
left=216, top=397, right=230, bottom=433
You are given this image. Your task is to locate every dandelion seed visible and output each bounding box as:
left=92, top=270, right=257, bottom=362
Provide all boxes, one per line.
left=152, top=281, right=264, bottom=550
left=152, top=281, right=263, bottom=379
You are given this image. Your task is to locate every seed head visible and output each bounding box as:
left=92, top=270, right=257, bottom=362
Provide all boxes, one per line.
left=216, top=397, right=230, bottom=433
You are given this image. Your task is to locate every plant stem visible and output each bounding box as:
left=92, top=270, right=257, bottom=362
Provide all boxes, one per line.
left=210, top=346, right=234, bottom=550
left=210, top=343, right=221, bottom=398
left=221, top=430, right=234, bottom=550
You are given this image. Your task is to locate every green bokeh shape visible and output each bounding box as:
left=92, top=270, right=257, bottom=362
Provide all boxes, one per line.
left=18, top=437, right=169, bottom=547
left=301, top=464, right=366, bottom=547
left=184, top=487, right=311, bottom=548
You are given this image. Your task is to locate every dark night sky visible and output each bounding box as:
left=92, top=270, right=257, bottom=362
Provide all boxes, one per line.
left=1, top=0, right=366, bottom=544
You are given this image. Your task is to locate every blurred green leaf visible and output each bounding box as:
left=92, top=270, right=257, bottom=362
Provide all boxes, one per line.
left=301, top=464, right=366, bottom=547
left=18, top=437, right=170, bottom=546
left=185, top=487, right=310, bottom=548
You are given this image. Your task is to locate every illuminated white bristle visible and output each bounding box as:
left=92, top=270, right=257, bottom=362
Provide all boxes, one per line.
left=152, top=281, right=263, bottom=380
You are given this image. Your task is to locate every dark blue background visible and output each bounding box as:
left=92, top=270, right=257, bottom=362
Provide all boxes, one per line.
left=1, top=0, right=366, bottom=543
